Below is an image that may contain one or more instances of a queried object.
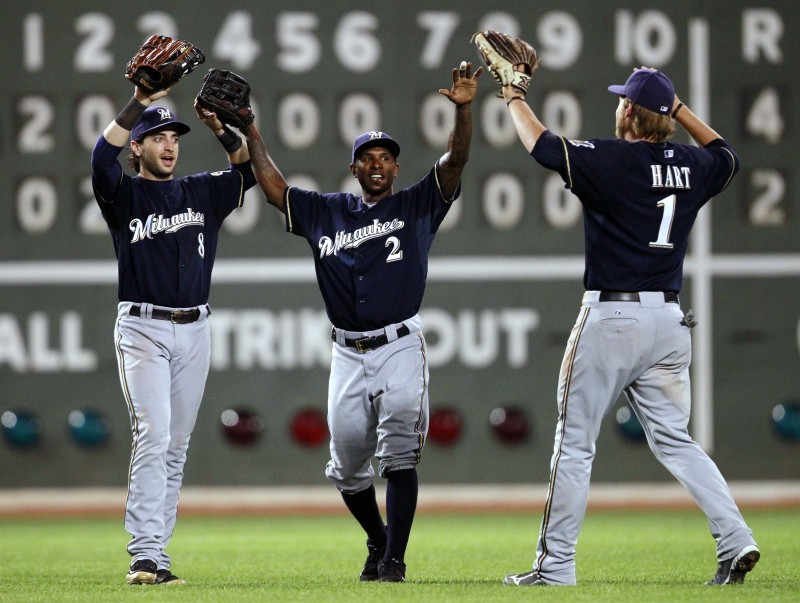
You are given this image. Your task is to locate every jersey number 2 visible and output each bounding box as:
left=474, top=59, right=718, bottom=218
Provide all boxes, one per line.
left=385, top=236, right=403, bottom=262
left=649, top=194, right=675, bottom=249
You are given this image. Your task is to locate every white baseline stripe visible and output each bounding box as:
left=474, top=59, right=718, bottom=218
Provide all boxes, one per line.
left=0, top=254, right=799, bottom=285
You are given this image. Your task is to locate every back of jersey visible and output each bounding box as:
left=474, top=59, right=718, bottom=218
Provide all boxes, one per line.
left=553, top=137, right=738, bottom=292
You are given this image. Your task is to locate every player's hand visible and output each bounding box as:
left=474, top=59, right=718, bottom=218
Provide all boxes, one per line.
left=438, top=61, right=483, bottom=105
left=193, top=99, right=224, bottom=132
left=502, top=65, right=530, bottom=102
left=133, top=85, right=170, bottom=104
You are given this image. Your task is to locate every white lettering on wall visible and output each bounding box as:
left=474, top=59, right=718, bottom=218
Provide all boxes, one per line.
left=0, top=307, right=539, bottom=373
left=210, top=308, right=332, bottom=370
left=742, top=8, right=784, bottom=63
left=0, top=312, right=97, bottom=372
left=209, top=307, right=539, bottom=370
left=421, top=308, right=539, bottom=368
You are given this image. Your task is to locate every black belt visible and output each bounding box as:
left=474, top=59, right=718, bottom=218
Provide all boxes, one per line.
left=130, top=304, right=202, bottom=324
left=335, top=324, right=411, bottom=353
left=599, top=291, right=679, bottom=304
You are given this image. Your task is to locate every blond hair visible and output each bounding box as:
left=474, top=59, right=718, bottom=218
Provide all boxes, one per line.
left=628, top=100, right=676, bottom=142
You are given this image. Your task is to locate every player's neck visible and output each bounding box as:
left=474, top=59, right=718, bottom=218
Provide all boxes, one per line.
left=139, top=169, right=175, bottom=182
left=622, top=132, right=658, bottom=144
left=361, top=189, right=393, bottom=205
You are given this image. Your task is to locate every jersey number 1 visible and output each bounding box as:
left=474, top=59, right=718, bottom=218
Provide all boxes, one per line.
left=649, top=194, right=675, bottom=249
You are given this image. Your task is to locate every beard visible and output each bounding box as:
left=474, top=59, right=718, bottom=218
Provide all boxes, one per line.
left=140, top=156, right=175, bottom=180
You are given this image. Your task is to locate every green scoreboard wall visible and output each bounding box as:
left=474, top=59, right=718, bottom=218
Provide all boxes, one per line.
left=1, top=1, right=798, bottom=488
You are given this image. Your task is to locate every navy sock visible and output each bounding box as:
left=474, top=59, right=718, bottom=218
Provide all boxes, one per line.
left=385, top=468, right=418, bottom=562
left=341, top=485, right=387, bottom=546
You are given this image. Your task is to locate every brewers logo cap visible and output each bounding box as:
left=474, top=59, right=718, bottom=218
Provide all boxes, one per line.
left=352, top=131, right=400, bottom=163
left=607, top=69, right=675, bottom=115
left=131, top=106, right=191, bottom=141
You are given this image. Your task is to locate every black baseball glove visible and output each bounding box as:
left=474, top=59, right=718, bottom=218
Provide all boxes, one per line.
left=125, top=35, right=205, bottom=93
left=195, top=69, right=255, bottom=129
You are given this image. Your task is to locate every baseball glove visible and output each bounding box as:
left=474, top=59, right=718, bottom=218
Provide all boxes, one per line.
left=195, top=69, right=255, bottom=129
left=125, top=35, right=206, bottom=94
left=471, top=30, right=539, bottom=96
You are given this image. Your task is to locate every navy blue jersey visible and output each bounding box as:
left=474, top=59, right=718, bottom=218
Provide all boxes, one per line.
left=91, top=136, right=256, bottom=307
left=286, top=165, right=457, bottom=331
left=532, top=131, right=739, bottom=292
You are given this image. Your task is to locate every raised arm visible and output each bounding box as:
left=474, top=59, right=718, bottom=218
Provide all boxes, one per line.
left=436, top=61, right=483, bottom=199
left=502, top=80, right=548, bottom=154
left=241, top=123, right=290, bottom=213
left=670, top=96, right=725, bottom=147
left=193, top=100, right=250, bottom=164
left=471, top=31, right=545, bottom=154
left=103, top=86, right=167, bottom=146
left=93, top=86, right=168, bottom=201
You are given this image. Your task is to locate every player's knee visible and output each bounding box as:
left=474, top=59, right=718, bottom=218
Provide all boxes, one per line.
left=325, top=460, right=374, bottom=492
left=132, top=423, right=171, bottom=456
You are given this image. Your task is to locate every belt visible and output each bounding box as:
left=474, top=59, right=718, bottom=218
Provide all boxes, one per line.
left=335, top=324, right=411, bottom=353
left=130, top=304, right=202, bottom=324
left=599, top=291, right=679, bottom=304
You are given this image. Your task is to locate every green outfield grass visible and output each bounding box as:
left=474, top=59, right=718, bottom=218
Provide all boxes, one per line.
left=0, top=509, right=797, bottom=602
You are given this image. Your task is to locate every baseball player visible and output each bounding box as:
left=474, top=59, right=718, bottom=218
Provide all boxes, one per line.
left=475, top=33, right=759, bottom=585
left=90, top=78, right=256, bottom=583
left=236, top=61, right=482, bottom=582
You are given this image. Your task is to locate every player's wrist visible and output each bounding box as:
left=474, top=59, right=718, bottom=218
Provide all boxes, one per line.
left=504, top=86, right=526, bottom=103
left=216, top=125, right=243, bottom=153
left=114, top=96, right=147, bottom=131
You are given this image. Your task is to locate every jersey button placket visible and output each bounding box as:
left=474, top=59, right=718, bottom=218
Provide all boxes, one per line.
left=353, top=251, right=368, bottom=313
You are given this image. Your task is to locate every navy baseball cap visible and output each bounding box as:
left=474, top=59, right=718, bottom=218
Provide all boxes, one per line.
left=131, top=106, right=191, bottom=141
left=607, top=69, right=675, bottom=115
left=352, top=131, right=400, bottom=163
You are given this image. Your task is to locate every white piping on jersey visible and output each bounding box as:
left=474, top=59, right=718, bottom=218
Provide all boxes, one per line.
left=433, top=160, right=459, bottom=203
left=235, top=170, right=245, bottom=208
left=559, top=136, right=573, bottom=189
left=285, top=187, right=294, bottom=232
left=719, top=146, right=737, bottom=191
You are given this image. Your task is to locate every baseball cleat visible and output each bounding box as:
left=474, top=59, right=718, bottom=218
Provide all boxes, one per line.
left=126, top=559, right=157, bottom=585
left=359, top=538, right=386, bottom=581
left=706, top=545, right=760, bottom=585
left=155, top=569, right=187, bottom=585
left=503, top=570, right=547, bottom=586
left=377, top=558, right=406, bottom=582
